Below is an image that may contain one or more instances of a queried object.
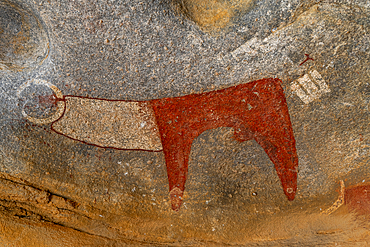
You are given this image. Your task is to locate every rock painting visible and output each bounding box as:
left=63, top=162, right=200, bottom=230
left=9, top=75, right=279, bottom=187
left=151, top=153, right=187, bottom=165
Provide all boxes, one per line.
left=22, top=78, right=298, bottom=211
left=345, top=184, right=370, bottom=216
left=323, top=180, right=370, bottom=217
left=291, top=70, right=331, bottom=104
left=52, top=98, right=163, bottom=151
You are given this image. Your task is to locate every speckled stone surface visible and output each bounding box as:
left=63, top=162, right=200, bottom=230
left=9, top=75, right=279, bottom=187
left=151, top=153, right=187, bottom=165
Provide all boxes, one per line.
left=0, top=0, right=369, bottom=245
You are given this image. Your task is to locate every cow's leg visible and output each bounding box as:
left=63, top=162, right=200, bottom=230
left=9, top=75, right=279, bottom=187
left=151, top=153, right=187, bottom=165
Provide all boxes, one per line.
left=254, top=133, right=298, bottom=201
left=234, top=122, right=298, bottom=200
left=239, top=79, right=298, bottom=201
left=150, top=99, right=196, bottom=211
left=161, top=134, right=193, bottom=211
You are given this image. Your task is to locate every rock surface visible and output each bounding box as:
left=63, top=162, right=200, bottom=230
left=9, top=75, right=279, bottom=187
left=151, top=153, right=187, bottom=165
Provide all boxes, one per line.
left=0, top=0, right=369, bottom=245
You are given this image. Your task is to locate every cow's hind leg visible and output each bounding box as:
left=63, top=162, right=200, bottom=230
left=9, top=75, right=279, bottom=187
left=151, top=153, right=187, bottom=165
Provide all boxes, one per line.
left=253, top=134, right=298, bottom=201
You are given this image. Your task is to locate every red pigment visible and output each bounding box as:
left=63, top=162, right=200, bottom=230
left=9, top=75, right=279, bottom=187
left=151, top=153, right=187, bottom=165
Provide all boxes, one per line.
left=345, top=184, right=370, bottom=215
left=299, top=54, right=314, bottom=66
left=150, top=78, right=298, bottom=211
left=38, top=94, right=64, bottom=107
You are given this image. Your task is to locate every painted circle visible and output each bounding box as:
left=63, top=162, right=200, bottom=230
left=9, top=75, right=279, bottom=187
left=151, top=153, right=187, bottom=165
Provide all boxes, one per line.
left=17, top=79, right=65, bottom=125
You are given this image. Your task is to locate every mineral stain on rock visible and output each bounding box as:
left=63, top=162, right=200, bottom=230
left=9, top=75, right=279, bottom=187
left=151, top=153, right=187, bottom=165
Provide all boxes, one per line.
left=172, top=0, right=255, bottom=32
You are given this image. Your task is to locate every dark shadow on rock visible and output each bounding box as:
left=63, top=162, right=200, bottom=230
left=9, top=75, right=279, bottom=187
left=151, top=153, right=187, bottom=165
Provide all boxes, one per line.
left=0, top=0, right=49, bottom=72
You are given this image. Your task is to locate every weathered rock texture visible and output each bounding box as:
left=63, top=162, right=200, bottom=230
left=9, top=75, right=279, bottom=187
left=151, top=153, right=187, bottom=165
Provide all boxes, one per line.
left=0, top=0, right=369, bottom=245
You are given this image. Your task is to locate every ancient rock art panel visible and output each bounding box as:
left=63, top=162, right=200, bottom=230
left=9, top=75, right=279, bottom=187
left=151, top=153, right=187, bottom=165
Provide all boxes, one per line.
left=21, top=78, right=298, bottom=211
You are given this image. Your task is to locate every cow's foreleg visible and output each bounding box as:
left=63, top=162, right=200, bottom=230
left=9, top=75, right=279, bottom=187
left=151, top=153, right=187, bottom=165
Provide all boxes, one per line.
left=161, top=134, right=193, bottom=211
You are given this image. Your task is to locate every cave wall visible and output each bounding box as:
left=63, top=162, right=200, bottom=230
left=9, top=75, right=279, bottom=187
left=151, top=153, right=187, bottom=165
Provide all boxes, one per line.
left=0, top=0, right=369, bottom=245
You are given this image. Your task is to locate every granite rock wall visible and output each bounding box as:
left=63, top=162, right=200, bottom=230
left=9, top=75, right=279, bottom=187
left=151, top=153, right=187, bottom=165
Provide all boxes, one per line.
left=0, top=0, right=369, bottom=245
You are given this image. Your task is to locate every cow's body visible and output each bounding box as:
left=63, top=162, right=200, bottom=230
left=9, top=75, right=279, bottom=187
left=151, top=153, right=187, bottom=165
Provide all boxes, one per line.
left=51, top=78, right=298, bottom=211
left=150, top=78, right=298, bottom=210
